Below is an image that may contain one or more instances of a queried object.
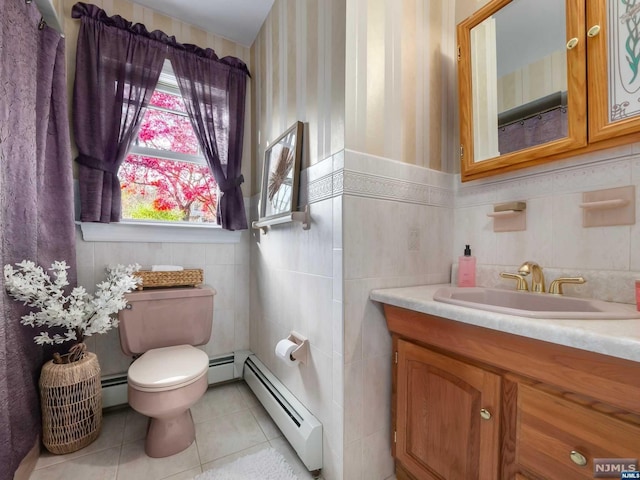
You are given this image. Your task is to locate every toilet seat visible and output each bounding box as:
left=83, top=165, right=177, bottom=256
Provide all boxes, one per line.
left=128, top=345, right=209, bottom=392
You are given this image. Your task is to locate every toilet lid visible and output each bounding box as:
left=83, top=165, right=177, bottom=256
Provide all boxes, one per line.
left=128, top=345, right=209, bottom=390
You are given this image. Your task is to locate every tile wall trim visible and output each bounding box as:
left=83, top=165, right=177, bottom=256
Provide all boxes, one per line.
left=299, top=149, right=456, bottom=208
left=307, top=172, right=335, bottom=204
left=298, top=142, right=640, bottom=209
left=455, top=142, right=640, bottom=208
left=342, top=171, right=430, bottom=204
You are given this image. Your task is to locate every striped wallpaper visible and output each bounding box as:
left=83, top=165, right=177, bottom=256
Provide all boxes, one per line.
left=251, top=0, right=455, bottom=194
left=250, top=0, right=347, bottom=194
left=345, top=0, right=456, bottom=172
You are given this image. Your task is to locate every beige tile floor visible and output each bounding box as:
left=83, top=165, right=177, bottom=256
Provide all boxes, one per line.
left=30, top=381, right=324, bottom=480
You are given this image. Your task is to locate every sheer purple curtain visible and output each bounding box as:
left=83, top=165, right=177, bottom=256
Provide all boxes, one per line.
left=171, top=48, right=250, bottom=230
left=72, top=3, right=166, bottom=222
left=1, top=1, right=76, bottom=477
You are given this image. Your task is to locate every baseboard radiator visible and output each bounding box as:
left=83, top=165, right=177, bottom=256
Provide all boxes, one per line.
left=101, top=350, right=323, bottom=473
left=243, top=354, right=323, bottom=472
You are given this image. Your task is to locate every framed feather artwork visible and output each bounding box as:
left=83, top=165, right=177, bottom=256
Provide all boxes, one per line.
left=258, top=121, right=303, bottom=223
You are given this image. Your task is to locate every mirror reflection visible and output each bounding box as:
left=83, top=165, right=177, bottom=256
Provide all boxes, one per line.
left=471, top=0, right=567, bottom=163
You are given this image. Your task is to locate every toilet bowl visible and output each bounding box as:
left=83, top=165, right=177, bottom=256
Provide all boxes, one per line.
left=127, top=345, right=209, bottom=457
left=118, top=286, right=215, bottom=457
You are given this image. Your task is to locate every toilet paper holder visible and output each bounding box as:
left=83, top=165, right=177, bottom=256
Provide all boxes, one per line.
left=287, top=331, right=309, bottom=365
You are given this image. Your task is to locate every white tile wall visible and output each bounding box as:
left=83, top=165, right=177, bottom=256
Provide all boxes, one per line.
left=455, top=141, right=640, bottom=304
left=341, top=151, right=455, bottom=480
left=81, top=139, right=640, bottom=480
left=250, top=155, right=344, bottom=479
left=250, top=147, right=443, bottom=480
left=74, top=228, right=251, bottom=377
left=336, top=142, right=640, bottom=480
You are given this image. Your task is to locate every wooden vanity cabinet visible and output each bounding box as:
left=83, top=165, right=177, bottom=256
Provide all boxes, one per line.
left=513, top=383, right=640, bottom=479
left=384, top=305, right=640, bottom=480
left=395, top=339, right=501, bottom=479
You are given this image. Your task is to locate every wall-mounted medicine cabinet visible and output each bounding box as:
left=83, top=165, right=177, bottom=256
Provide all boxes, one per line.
left=457, top=0, right=640, bottom=181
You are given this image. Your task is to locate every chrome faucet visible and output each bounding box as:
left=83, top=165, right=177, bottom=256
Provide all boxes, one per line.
left=518, top=261, right=545, bottom=293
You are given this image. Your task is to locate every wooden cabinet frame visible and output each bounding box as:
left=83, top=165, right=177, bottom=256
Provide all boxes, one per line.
left=586, top=1, right=640, bottom=142
left=384, top=305, right=640, bottom=479
left=457, top=0, right=640, bottom=182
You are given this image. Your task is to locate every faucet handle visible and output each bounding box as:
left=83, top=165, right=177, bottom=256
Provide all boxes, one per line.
left=500, top=272, right=529, bottom=291
left=548, top=276, right=586, bottom=295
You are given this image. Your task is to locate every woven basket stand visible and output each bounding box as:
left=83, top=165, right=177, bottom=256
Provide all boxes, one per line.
left=39, top=352, right=102, bottom=454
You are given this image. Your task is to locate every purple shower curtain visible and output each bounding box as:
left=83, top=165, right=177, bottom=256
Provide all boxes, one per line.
left=0, top=1, right=76, bottom=478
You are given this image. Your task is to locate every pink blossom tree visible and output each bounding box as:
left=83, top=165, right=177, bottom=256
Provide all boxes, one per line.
left=119, top=91, right=217, bottom=222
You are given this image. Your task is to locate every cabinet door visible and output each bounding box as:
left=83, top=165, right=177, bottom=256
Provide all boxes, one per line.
left=457, top=0, right=587, bottom=182
left=516, top=384, right=640, bottom=479
left=587, top=0, right=640, bottom=141
left=395, top=339, right=502, bottom=480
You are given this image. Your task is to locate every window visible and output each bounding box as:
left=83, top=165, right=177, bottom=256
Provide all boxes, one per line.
left=118, top=61, right=219, bottom=224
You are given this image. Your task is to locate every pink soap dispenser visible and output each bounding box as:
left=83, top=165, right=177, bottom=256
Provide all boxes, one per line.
left=457, top=244, right=476, bottom=287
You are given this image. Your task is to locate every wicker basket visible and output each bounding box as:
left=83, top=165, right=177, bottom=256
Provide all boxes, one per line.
left=39, top=352, right=102, bottom=454
left=134, top=269, right=203, bottom=290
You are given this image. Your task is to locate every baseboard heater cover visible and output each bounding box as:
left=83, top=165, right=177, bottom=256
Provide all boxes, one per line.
left=243, top=354, right=323, bottom=472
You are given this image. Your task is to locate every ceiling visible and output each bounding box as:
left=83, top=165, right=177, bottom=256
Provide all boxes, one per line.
left=130, top=0, right=275, bottom=47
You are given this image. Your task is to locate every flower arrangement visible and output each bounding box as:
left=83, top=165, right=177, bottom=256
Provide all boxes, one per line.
left=3, top=260, right=140, bottom=363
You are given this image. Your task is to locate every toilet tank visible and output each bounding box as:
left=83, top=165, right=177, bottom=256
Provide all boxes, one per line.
left=118, top=286, right=215, bottom=356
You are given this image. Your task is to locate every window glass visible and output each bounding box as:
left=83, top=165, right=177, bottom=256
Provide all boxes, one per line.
left=135, top=91, right=198, bottom=155
left=119, top=62, right=218, bottom=224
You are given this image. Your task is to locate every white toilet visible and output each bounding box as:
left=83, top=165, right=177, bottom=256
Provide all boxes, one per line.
left=118, top=286, right=215, bottom=457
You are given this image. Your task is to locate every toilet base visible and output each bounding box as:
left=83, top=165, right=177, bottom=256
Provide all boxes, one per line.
left=145, top=409, right=195, bottom=458
left=127, top=373, right=208, bottom=458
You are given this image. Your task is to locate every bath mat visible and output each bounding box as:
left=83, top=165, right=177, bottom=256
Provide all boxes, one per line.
left=195, top=447, right=300, bottom=480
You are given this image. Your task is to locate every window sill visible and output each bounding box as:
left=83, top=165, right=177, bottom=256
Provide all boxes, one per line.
left=76, top=221, right=242, bottom=244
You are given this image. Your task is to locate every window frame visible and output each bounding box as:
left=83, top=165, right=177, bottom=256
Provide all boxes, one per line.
left=127, top=62, right=207, bottom=167
left=120, top=59, right=221, bottom=227
left=78, top=60, right=240, bottom=243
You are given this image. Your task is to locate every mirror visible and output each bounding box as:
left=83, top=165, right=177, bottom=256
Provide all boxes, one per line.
left=473, top=0, right=566, bottom=162
left=458, top=0, right=586, bottom=180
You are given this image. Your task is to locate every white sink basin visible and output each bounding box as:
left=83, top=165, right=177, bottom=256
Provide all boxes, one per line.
left=433, top=287, right=640, bottom=319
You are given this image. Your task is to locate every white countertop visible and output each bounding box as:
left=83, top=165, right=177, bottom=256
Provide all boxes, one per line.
left=370, top=284, right=640, bottom=363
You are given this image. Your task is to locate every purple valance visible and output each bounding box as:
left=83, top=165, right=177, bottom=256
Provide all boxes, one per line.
left=71, top=2, right=250, bottom=77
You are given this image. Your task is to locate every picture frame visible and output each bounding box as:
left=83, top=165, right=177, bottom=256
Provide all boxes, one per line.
left=258, top=121, right=303, bottom=223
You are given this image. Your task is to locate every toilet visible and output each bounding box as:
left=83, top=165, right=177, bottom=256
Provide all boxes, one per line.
left=118, top=286, right=215, bottom=458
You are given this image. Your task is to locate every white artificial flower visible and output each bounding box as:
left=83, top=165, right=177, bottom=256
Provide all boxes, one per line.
left=3, top=261, right=140, bottom=347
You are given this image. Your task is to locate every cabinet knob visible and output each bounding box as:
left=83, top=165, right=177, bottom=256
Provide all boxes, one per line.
left=587, top=25, right=601, bottom=37
left=480, top=408, right=492, bottom=420
left=570, top=450, right=588, bottom=467
left=566, top=37, right=579, bottom=50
